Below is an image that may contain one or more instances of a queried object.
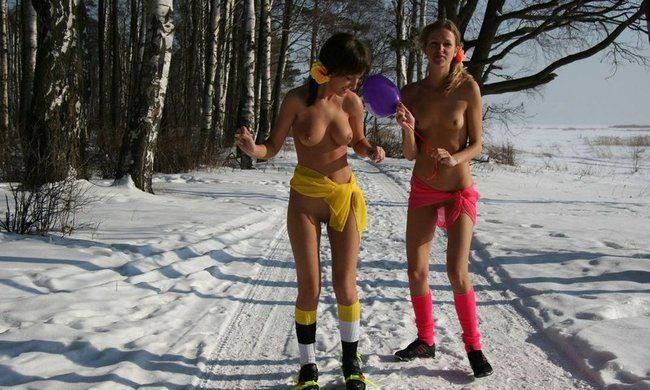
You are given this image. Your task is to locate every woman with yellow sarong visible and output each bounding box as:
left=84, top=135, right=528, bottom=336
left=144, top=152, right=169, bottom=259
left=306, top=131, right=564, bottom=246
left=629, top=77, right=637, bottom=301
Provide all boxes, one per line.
left=235, top=32, right=384, bottom=390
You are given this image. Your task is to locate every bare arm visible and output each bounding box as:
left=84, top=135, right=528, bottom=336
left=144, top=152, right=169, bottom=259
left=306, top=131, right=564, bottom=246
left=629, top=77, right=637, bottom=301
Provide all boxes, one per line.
left=397, top=85, right=417, bottom=161
left=235, top=90, right=299, bottom=160
left=348, top=93, right=385, bottom=162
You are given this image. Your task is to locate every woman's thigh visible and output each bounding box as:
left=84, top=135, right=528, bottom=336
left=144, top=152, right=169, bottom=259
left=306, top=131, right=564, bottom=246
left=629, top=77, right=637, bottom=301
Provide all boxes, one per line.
left=287, top=190, right=329, bottom=309
left=328, top=207, right=360, bottom=305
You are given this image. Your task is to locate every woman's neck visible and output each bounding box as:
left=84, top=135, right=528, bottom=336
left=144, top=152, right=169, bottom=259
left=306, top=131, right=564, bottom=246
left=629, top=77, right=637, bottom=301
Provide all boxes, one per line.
left=424, top=64, right=450, bottom=89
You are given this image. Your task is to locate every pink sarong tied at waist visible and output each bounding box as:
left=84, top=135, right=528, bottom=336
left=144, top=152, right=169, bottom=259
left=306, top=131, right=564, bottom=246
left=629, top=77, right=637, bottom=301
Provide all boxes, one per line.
left=408, top=176, right=480, bottom=231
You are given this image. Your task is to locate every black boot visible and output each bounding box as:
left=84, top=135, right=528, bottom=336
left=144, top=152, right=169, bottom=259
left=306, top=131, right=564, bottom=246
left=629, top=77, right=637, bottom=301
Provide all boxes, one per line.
left=467, top=350, right=493, bottom=378
left=294, top=363, right=319, bottom=389
left=394, top=339, right=436, bottom=361
left=342, top=355, right=366, bottom=390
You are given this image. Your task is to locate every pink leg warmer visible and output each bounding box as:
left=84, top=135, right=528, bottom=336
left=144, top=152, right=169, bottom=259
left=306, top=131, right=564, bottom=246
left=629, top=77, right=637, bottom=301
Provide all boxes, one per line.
left=411, top=290, right=435, bottom=346
left=453, top=288, right=482, bottom=351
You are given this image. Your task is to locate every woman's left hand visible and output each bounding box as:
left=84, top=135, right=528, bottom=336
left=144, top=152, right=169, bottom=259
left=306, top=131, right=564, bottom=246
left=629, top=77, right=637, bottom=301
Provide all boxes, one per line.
left=432, top=148, right=458, bottom=167
left=368, top=145, right=386, bottom=163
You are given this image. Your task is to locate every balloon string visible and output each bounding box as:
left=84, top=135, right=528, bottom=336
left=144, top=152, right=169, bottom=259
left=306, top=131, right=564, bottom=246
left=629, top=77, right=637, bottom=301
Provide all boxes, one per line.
left=406, top=125, right=438, bottom=180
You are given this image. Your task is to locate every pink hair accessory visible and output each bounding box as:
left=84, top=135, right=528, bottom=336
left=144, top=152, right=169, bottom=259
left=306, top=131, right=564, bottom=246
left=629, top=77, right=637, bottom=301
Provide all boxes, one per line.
left=454, top=48, right=465, bottom=64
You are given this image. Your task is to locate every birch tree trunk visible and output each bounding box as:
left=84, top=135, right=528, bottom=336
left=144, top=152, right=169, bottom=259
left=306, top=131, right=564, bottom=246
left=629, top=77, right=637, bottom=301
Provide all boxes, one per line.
left=238, top=0, right=255, bottom=169
left=271, top=0, right=293, bottom=125
left=0, top=0, right=9, bottom=160
left=77, top=0, right=91, bottom=177
left=255, top=0, right=271, bottom=146
left=406, top=0, right=417, bottom=84
left=417, top=0, right=426, bottom=80
left=26, top=0, right=81, bottom=186
left=212, top=0, right=231, bottom=149
left=116, top=0, right=174, bottom=193
left=309, top=0, right=319, bottom=66
left=199, top=0, right=220, bottom=160
left=394, top=0, right=407, bottom=88
left=19, top=0, right=36, bottom=150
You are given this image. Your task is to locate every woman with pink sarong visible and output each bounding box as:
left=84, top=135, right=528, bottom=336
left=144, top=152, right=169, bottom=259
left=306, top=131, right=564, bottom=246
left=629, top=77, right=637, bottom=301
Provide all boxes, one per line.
left=393, top=19, right=493, bottom=378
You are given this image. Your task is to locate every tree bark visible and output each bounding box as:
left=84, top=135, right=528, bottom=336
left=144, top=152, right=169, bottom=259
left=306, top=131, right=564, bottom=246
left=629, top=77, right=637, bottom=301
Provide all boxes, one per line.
left=199, top=0, right=220, bottom=161
left=271, top=0, right=293, bottom=125
left=238, top=0, right=255, bottom=169
left=18, top=0, right=37, bottom=153
left=110, top=0, right=121, bottom=131
left=116, top=0, right=175, bottom=193
left=26, top=0, right=82, bottom=186
left=0, top=0, right=9, bottom=160
left=394, top=0, right=407, bottom=88
left=98, top=0, right=106, bottom=129
left=255, top=0, right=271, bottom=147
left=417, top=0, right=426, bottom=80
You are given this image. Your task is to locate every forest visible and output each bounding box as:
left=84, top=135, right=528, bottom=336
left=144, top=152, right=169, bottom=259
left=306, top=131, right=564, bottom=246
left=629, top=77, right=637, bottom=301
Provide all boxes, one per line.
left=0, top=0, right=647, bottom=193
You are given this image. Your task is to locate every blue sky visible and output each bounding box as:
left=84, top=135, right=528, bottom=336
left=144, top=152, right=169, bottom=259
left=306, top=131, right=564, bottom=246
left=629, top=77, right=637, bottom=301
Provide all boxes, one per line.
left=485, top=49, right=650, bottom=126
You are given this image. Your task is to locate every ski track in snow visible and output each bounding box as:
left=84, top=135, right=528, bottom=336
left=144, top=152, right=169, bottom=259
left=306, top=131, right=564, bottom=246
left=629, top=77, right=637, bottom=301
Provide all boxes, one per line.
left=194, top=158, right=597, bottom=389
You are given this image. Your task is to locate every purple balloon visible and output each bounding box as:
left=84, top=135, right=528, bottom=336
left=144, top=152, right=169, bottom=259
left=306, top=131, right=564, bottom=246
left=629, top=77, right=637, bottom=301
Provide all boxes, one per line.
left=361, top=74, right=401, bottom=117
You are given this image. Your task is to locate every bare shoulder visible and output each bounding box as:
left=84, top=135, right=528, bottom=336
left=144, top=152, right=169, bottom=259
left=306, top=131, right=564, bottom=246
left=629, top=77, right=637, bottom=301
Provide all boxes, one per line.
left=458, top=77, right=481, bottom=100
left=284, top=85, right=309, bottom=109
left=342, top=91, right=364, bottom=115
left=400, top=81, right=420, bottom=104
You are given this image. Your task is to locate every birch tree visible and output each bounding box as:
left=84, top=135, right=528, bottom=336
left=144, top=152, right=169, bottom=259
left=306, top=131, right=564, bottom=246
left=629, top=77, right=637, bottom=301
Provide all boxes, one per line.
left=19, top=0, right=36, bottom=152
left=255, top=0, right=272, bottom=146
left=238, top=0, right=255, bottom=169
left=271, top=0, right=293, bottom=125
left=393, top=0, right=407, bottom=88
left=0, top=0, right=8, bottom=163
left=116, top=0, right=174, bottom=193
left=199, top=0, right=220, bottom=160
left=26, top=0, right=82, bottom=186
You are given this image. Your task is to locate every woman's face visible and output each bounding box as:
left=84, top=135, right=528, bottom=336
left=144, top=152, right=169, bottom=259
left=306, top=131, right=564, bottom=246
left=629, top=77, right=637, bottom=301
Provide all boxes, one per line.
left=328, top=73, right=364, bottom=96
left=423, top=28, right=459, bottom=67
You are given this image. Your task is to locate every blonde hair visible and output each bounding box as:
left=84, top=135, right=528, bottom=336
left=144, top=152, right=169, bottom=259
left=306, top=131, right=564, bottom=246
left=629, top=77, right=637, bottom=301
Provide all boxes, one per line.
left=419, top=19, right=474, bottom=95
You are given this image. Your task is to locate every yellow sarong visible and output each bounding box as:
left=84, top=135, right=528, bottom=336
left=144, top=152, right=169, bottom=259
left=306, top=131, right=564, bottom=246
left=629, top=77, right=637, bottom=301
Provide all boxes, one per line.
left=289, top=165, right=367, bottom=238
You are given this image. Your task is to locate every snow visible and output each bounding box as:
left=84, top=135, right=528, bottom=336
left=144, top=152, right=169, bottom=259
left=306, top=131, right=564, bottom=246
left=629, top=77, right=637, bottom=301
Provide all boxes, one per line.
left=1, top=125, right=649, bottom=389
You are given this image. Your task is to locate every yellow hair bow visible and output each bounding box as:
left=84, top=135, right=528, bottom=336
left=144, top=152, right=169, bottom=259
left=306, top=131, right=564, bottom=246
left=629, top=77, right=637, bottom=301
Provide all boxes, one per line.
left=310, top=61, right=330, bottom=84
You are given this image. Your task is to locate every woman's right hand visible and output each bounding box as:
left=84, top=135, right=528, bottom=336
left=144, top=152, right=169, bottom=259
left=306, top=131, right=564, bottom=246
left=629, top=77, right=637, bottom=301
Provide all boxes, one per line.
left=235, top=126, right=256, bottom=157
left=396, top=103, right=415, bottom=132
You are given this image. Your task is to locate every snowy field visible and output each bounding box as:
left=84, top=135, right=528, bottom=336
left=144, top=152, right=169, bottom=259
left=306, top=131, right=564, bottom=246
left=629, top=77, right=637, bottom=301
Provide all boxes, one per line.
left=0, top=124, right=649, bottom=389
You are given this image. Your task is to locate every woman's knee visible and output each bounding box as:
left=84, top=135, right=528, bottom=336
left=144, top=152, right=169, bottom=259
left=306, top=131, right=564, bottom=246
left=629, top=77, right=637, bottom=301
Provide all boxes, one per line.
left=296, top=284, right=320, bottom=307
left=333, top=280, right=357, bottom=305
left=446, top=269, right=471, bottom=292
left=407, top=266, right=429, bottom=286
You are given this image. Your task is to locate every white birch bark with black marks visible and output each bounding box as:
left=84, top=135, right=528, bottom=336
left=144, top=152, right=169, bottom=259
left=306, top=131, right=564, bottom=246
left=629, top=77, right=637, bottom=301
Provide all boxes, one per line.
left=394, top=0, right=407, bottom=88
left=200, top=0, right=220, bottom=159
left=406, top=0, right=418, bottom=84
left=271, top=0, right=293, bottom=125
left=255, top=0, right=271, bottom=146
left=212, top=0, right=231, bottom=149
left=116, top=0, right=174, bottom=193
left=27, top=0, right=82, bottom=186
left=417, top=0, right=426, bottom=80
left=19, top=0, right=36, bottom=150
left=238, top=0, right=256, bottom=169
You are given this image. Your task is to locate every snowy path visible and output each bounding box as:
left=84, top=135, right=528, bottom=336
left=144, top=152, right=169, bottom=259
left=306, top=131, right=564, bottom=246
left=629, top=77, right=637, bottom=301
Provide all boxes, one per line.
left=194, top=158, right=596, bottom=389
